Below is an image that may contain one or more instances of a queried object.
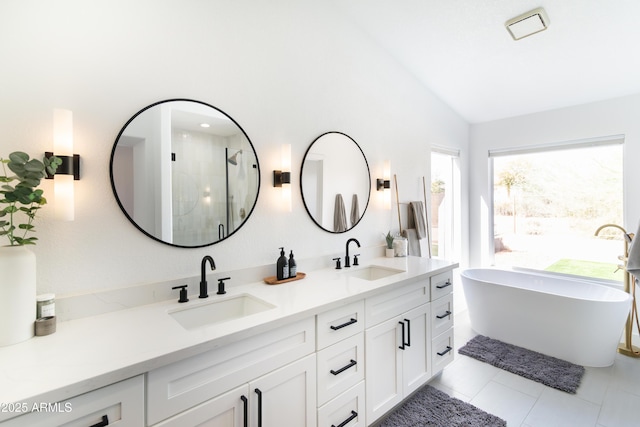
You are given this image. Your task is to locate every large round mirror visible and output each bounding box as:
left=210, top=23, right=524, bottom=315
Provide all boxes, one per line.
left=300, top=132, right=370, bottom=233
left=110, top=99, right=260, bottom=248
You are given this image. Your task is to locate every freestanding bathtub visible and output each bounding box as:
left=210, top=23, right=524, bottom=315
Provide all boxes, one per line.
left=461, top=268, right=632, bottom=367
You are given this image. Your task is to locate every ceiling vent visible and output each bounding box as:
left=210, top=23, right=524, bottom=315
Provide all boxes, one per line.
left=506, top=7, right=549, bottom=40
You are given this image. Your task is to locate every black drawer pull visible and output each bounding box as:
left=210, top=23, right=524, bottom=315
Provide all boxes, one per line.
left=330, top=318, right=357, bottom=330
left=241, top=395, right=248, bottom=427
left=437, top=346, right=453, bottom=356
left=90, top=415, right=109, bottom=427
left=332, top=410, right=358, bottom=427
left=330, top=359, right=357, bottom=375
left=436, top=279, right=452, bottom=289
left=398, top=321, right=406, bottom=350
left=255, top=388, right=263, bottom=427
left=436, top=310, right=452, bottom=319
left=404, top=318, right=411, bottom=347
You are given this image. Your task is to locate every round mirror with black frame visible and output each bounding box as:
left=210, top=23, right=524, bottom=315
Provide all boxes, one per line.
left=110, top=99, right=260, bottom=248
left=300, top=131, right=371, bottom=233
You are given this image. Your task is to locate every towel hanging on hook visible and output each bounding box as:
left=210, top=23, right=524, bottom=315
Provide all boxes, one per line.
left=350, top=194, right=360, bottom=227
left=334, top=194, right=347, bottom=232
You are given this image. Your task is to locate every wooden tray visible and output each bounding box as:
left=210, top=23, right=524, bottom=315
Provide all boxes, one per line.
left=263, top=272, right=306, bottom=285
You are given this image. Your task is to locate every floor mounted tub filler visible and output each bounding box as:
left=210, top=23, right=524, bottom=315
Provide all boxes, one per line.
left=461, top=268, right=632, bottom=367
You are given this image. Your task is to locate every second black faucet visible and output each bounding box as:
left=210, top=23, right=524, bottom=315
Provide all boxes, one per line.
left=345, top=238, right=361, bottom=268
left=200, top=255, right=216, bottom=298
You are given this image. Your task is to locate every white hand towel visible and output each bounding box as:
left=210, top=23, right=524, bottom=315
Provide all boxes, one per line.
left=408, top=201, right=427, bottom=239
left=402, top=229, right=421, bottom=256
left=334, top=194, right=347, bottom=232
left=350, top=194, right=360, bottom=227
left=626, top=222, right=640, bottom=276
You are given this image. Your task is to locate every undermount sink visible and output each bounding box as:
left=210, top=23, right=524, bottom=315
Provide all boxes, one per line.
left=344, top=265, right=405, bottom=281
left=169, top=294, right=275, bottom=330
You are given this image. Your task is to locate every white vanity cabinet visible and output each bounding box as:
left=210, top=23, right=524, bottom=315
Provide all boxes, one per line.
left=0, top=259, right=458, bottom=427
left=155, top=355, right=317, bottom=427
left=430, top=271, right=455, bottom=374
left=147, top=317, right=316, bottom=426
left=364, top=280, right=432, bottom=424
left=316, top=301, right=366, bottom=427
left=0, top=375, right=144, bottom=427
left=249, top=354, right=317, bottom=427
left=153, top=384, right=248, bottom=427
left=317, top=382, right=366, bottom=427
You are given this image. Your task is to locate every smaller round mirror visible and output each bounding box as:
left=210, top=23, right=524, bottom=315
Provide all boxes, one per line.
left=300, top=132, right=371, bottom=233
left=110, top=99, right=260, bottom=248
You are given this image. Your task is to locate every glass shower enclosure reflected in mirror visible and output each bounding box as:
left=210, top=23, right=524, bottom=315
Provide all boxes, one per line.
left=110, top=99, right=260, bottom=248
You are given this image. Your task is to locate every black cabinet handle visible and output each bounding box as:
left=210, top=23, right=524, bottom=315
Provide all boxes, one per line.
left=330, top=318, right=357, bottom=330
left=332, top=410, right=358, bottom=427
left=436, top=279, right=452, bottom=289
left=404, top=318, right=411, bottom=347
left=330, top=359, right=357, bottom=375
left=398, top=321, right=406, bottom=350
left=90, top=415, right=109, bottom=427
left=436, top=310, right=452, bottom=319
left=437, top=346, right=453, bottom=356
left=241, top=395, right=248, bottom=427
left=255, top=388, right=263, bottom=427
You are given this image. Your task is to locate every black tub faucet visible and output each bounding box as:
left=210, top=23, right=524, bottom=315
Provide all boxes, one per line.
left=345, top=238, right=361, bottom=268
left=200, top=255, right=216, bottom=298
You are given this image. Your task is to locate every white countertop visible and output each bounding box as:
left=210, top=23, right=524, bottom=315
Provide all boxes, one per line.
left=0, top=256, right=457, bottom=419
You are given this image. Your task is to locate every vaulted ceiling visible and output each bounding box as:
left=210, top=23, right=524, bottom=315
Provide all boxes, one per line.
left=337, top=0, right=640, bottom=123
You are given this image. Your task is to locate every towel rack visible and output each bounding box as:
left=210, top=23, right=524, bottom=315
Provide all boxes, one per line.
left=392, top=174, right=432, bottom=258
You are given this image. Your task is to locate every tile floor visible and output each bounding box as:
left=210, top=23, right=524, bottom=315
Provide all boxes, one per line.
left=428, top=310, right=640, bottom=427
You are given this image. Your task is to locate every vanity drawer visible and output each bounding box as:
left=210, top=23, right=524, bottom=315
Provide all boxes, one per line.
left=147, top=317, right=315, bottom=425
left=431, top=293, right=454, bottom=337
left=365, top=279, right=429, bottom=327
left=317, top=332, right=365, bottom=405
left=317, top=300, right=365, bottom=349
left=431, top=329, right=454, bottom=374
left=0, top=375, right=144, bottom=427
left=430, top=271, right=453, bottom=301
left=317, top=381, right=366, bottom=427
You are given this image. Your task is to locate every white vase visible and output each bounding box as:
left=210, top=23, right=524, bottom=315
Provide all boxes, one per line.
left=386, top=248, right=395, bottom=258
left=0, top=246, right=36, bottom=346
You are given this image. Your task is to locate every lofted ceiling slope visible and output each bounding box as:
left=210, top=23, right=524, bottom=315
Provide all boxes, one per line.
left=336, top=0, right=640, bottom=123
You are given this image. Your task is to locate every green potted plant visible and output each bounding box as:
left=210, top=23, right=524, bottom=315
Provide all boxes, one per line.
left=384, top=231, right=394, bottom=257
left=0, top=151, right=60, bottom=346
left=1, top=152, right=61, bottom=245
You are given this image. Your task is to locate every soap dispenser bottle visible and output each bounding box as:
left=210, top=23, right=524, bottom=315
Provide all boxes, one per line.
left=277, top=247, right=289, bottom=280
left=289, top=250, right=297, bottom=278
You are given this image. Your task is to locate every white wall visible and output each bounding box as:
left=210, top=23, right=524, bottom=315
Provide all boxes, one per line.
left=469, top=93, right=640, bottom=266
left=0, top=0, right=468, bottom=296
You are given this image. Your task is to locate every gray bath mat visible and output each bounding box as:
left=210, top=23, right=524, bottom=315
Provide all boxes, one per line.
left=380, top=384, right=506, bottom=427
left=459, top=335, right=585, bottom=393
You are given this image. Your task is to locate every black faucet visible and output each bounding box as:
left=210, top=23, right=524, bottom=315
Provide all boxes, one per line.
left=345, top=238, right=361, bottom=268
left=200, top=255, right=216, bottom=298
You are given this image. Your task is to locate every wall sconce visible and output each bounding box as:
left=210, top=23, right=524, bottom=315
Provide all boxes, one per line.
left=273, top=144, right=292, bottom=211
left=377, top=160, right=391, bottom=209
left=45, top=109, right=80, bottom=221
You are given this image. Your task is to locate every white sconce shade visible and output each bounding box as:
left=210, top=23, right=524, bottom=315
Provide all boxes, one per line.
left=281, top=143, right=291, bottom=172
left=53, top=109, right=73, bottom=155
left=48, top=109, right=80, bottom=221
left=54, top=175, right=74, bottom=221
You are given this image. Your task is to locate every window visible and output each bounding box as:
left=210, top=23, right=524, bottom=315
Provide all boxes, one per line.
left=431, top=148, right=461, bottom=261
left=490, top=137, right=624, bottom=281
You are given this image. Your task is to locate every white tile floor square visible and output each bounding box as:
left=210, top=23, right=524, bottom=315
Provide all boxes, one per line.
left=428, top=310, right=640, bottom=427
